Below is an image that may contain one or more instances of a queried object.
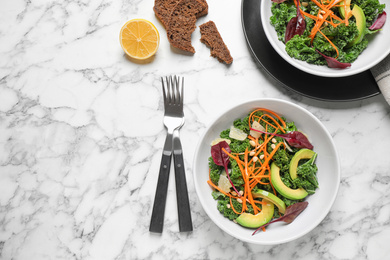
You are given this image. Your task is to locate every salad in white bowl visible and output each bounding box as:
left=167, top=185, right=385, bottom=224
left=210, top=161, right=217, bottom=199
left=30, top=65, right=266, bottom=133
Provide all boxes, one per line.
left=193, top=99, right=340, bottom=244
left=261, top=0, right=389, bottom=77
left=207, top=107, right=318, bottom=234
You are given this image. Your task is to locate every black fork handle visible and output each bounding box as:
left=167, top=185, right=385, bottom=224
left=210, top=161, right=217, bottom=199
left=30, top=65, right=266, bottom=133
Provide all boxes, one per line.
left=173, top=132, right=193, bottom=232
left=150, top=133, right=173, bottom=233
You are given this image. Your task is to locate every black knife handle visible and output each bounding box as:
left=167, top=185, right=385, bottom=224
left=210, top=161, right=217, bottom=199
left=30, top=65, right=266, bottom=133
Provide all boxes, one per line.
left=150, top=144, right=173, bottom=233
left=173, top=135, right=193, bottom=232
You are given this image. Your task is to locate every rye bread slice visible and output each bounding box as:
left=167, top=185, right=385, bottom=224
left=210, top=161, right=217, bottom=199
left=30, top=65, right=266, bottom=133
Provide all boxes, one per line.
left=166, top=0, right=206, bottom=53
left=196, top=0, right=208, bottom=18
left=154, top=0, right=208, bottom=29
left=199, top=21, right=233, bottom=64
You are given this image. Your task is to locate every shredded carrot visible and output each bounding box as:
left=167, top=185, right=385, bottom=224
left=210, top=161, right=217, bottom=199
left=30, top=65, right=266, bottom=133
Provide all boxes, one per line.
left=260, top=114, right=286, bottom=133
left=293, top=0, right=351, bottom=56
left=220, top=142, right=284, bottom=215
left=318, top=30, right=340, bottom=58
left=309, top=9, right=332, bottom=42
left=215, top=113, right=286, bottom=216
left=257, top=117, right=279, bottom=132
left=230, top=197, right=241, bottom=214
left=249, top=108, right=286, bottom=129
left=245, top=148, right=258, bottom=214
left=207, top=180, right=233, bottom=197
left=337, top=0, right=352, bottom=26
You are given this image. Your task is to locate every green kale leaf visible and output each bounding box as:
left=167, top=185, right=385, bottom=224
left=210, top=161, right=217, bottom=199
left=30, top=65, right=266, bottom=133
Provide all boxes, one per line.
left=338, top=38, right=368, bottom=63
left=273, top=149, right=292, bottom=173
left=209, top=157, right=222, bottom=185
left=233, top=116, right=250, bottom=133
left=229, top=159, right=245, bottom=187
left=286, top=35, right=324, bottom=65
left=220, top=129, right=230, bottom=139
left=229, top=138, right=251, bottom=154
left=292, top=153, right=319, bottom=194
left=212, top=190, right=224, bottom=200
left=217, top=196, right=253, bottom=220
left=285, top=121, right=298, bottom=132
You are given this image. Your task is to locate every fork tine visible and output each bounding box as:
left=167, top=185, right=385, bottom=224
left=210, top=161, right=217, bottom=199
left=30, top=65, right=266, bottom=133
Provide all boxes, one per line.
left=179, top=77, right=184, bottom=106
left=171, top=75, right=183, bottom=106
left=170, top=75, right=175, bottom=104
left=162, top=75, right=185, bottom=107
left=167, top=76, right=173, bottom=104
left=172, top=76, right=176, bottom=104
left=174, top=76, right=180, bottom=105
left=161, top=77, right=167, bottom=105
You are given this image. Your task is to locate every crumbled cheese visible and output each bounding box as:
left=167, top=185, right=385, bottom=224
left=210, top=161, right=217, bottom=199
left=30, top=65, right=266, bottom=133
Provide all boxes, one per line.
left=229, top=126, right=247, bottom=141
left=250, top=121, right=265, bottom=138
left=218, top=172, right=232, bottom=193
left=210, top=137, right=231, bottom=146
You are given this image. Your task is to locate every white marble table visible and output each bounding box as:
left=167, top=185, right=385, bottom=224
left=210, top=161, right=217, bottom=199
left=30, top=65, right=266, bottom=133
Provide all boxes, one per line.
left=1, top=0, right=390, bottom=259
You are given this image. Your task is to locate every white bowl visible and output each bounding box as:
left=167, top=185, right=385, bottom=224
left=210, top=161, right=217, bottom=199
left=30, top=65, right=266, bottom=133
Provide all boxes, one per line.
left=261, top=1, right=390, bottom=78
left=193, top=98, right=340, bottom=245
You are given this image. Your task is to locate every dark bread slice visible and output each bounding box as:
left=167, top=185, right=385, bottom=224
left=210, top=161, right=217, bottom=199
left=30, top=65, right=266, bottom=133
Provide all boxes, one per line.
left=199, top=21, right=233, bottom=64
left=166, top=0, right=206, bottom=53
left=154, top=0, right=181, bottom=28
left=196, top=0, right=209, bottom=18
left=154, top=0, right=208, bottom=29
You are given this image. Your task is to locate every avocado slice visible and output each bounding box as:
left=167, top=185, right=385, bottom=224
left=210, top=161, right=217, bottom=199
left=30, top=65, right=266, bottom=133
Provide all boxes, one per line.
left=289, top=149, right=316, bottom=179
left=252, top=189, right=286, bottom=214
left=347, top=5, right=366, bottom=47
left=339, top=0, right=352, bottom=19
left=236, top=199, right=274, bottom=228
left=270, top=163, right=308, bottom=200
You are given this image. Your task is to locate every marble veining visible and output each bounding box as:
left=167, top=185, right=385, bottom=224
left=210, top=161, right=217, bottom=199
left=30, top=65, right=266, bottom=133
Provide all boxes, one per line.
left=1, top=0, right=390, bottom=259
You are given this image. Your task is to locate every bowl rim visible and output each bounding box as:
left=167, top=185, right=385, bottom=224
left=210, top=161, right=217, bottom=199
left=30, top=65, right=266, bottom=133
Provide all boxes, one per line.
left=193, top=98, right=341, bottom=244
left=260, top=0, right=390, bottom=78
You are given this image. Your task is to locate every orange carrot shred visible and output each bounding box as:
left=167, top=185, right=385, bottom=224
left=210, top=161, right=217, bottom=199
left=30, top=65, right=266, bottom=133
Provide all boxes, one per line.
left=230, top=197, right=241, bottom=215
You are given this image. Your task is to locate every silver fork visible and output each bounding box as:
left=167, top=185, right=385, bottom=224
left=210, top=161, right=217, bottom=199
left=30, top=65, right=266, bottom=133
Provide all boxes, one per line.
left=149, top=76, right=192, bottom=233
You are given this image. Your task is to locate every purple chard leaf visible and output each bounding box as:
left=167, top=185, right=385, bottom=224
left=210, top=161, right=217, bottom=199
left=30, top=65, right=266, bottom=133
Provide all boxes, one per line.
left=280, top=131, right=314, bottom=150
left=280, top=201, right=309, bottom=223
left=272, top=0, right=288, bottom=3
left=369, top=11, right=387, bottom=30
left=316, top=50, right=351, bottom=69
left=211, top=141, right=231, bottom=167
left=285, top=0, right=306, bottom=43
left=211, top=141, right=241, bottom=196
left=249, top=128, right=314, bottom=150
left=252, top=201, right=308, bottom=235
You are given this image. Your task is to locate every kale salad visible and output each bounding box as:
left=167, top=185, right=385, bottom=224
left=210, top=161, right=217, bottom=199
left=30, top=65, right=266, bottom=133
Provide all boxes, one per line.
left=207, top=108, right=319, bottom=234
left=270, top=0, right=386, bottom=68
